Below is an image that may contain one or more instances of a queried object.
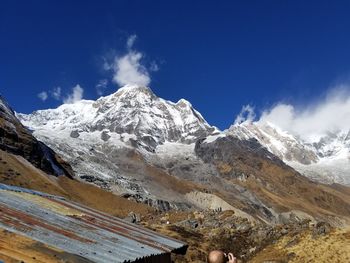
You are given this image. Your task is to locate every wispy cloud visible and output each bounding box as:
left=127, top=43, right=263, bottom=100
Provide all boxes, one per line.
left=63, top=84, right=84, bottom=104
left=113, top=51, right=150, bottom=87
left=37, top=85, right=80, bottom=104
left=235, top=86, right=350, bottom=142
left=96, top=79, right=108, bottom=96
left=37, top=87, right=61, bottom=102
left=104, top=35, right=158, bottom=87
left=51, top=87, right=61, bottom=100
left=234, top=105, right=256, bottom=125
left=259, top=86, right=350, bottom=141
left=37, top=91, right=48, bottom=101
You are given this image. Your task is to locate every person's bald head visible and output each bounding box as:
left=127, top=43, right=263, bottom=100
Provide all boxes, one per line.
left=208, top=250, right=226, bottom=263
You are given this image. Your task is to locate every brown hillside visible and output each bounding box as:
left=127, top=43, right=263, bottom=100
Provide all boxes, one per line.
left=0, top=149, right=152, bottom=218
left=195, top=136, right=350, bottom=225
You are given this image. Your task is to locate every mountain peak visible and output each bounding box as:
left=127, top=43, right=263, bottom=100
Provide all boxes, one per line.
left=176, top=98, right=192, bottom=108
left=228, top=120, right=350, bottom=185
left=115, top=85, right=155, bottom=96
left=19, top=86, right=216, bottom=152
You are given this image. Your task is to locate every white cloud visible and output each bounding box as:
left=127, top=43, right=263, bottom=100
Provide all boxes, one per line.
left=37, top=87, right=62, bottom=102
left=257, top=86, right=350, bottom=141
left=113, top=52, right=150, bottom=87
left=63, top=84, right=84, bottom=104
left=96, top=79, right=108, bottom=96
left=234, top=105, right=256, bottom=124
left=51, top=87, right=61, bottom=100
left=37, top=91, right=48, bottom=101
left=104, top=35, right=154, bottom=87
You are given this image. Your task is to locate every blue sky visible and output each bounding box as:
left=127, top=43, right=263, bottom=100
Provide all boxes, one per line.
left=1, top=0, right=350, bottom=129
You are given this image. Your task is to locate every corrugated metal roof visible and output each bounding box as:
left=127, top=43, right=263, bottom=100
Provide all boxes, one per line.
left=0, top=184, right=187, bottom=262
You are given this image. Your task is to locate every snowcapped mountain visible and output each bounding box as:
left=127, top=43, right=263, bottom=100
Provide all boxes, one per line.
left=17, top=85, right=350, bottom=187
left=19, top=85, right=218, bottom=152
left=228, top=121, right=350, bottom=185
left=15, top=87, right=350, bottom=224
left=17, top=85, right=219, bottom=209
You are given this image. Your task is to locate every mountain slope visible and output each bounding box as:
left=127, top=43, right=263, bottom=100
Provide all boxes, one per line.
left=228, top=122, right=350, bottom=185
left=0, top=94, right=152, bottom=218
left=18, top=86, right=350, bottom=225
left=194, top=135, right=350, bottom=225
left=18, top=85, right=220, bottom=210
left=0, top=95, right=74, bottom=178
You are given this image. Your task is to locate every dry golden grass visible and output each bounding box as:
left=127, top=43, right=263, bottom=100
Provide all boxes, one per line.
left=250, top=228, right=350, bottom=263
left=0, top=149, right=68, bottom=196
left=57, top=176, right=153, bottom=218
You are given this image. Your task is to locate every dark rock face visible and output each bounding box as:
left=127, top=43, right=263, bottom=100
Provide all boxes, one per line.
left=0, top=96, right=74, bottom=178
left=70, top=130, right=80, bottom=138
left=100, top=131, right=110, bottom=141
left=195, top=136, right=287, bottom=178
left=312, top=222, right=331, bottom=237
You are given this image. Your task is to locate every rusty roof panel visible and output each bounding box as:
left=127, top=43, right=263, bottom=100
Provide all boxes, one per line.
left=0, top=184, right=187, bottom=262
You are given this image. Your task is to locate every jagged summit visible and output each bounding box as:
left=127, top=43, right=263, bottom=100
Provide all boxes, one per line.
left=18, top=85, right=217, bottom=151
left=228, top=121, right=318, bottom=164
left=113, top=84, right=155, bottom=95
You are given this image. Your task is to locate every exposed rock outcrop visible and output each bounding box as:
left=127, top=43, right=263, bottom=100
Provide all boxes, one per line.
left=0, top=96, right=74, bottom=178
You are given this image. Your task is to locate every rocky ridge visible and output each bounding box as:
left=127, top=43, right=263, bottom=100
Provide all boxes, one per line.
left=17, top=86, right=350, bottom=225
left=228, top=121, right=350, bottom=185
left=18, top=85, right=218, bottom=152
left=0, top=95, right=74, bottom=178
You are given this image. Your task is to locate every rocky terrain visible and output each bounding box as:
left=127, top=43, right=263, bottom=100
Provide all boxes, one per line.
left=17, top=86, right=350, bottom=227
left=228, top=121, right=350, bottom=185
left=0, top=96, right=74, bottom=178
left=0, top=89, right=349, bottom=262
left=0, top=95, right=152, bottom=218
left=195, top=135, right=350, bottom=224
left=141, top=209, right=350, bottom=263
